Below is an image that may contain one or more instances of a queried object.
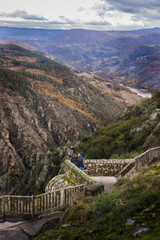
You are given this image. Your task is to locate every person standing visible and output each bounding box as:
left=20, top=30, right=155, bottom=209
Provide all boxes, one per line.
left=78, top=153, right=84, bottom=171
left=71, top=153, right=78, bottom=166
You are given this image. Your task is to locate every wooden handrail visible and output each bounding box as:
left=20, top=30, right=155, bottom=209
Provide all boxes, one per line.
left=36, top=184, right=85, bottom=197
left=0, top=184, right=86, bottom=220
left=2, top=195, right=32, bottom=198
left=135, top=146, right=160, bottom=171
left=136, top=149, right=150, bottom=158
left=60, top=184, right=85, bottom=190
left=36, top=189, right=61, bottom=197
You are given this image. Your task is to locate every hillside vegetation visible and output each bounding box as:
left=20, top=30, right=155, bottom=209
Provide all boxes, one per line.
left=80, top=91, right=160, bottom=159
left=31, top=162, right=160, bottom=240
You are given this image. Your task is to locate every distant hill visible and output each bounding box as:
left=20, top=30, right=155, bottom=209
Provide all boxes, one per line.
left=0, top=26, right=64, bottom=40
left=111, top=45, right=160, bottom=90
left=24, top=28, right=160, bottom=91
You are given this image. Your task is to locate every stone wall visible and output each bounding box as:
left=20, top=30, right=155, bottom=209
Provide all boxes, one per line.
left=84, top=159, right=134, bottom=176
left=45, top=160, right=94, bottom=192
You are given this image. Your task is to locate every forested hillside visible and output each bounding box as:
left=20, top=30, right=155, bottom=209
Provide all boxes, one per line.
left=80, top=91, right=160, bottom=159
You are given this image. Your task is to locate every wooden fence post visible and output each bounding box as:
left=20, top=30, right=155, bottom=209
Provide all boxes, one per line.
left=2, top=195, right=6, bottom=221
left=60, top=188, right=65, bottom=207
left=32, top=195, right=35, bottom=220
left=9, top=195, right=11, bottom=213
left=83, top=185, right=86, bottom=195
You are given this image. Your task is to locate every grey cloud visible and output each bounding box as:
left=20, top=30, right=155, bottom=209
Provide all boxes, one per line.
left=95, top=0, right=160, bottom=23
left=0, top=18, right=111, bottom=30
left=46, top=19, right=111, bottom=28
left=86, top=20, right=111, bottom=26
left=77, top=7, right=86, bottom=12
left=92, top=3, right=108, bottom=17
left=0, top=20, right=72, bottom=29
left=0, top=10, right=47, bottom=21
left=131, top=9, right=160, bottom=21
left=58, top=16, right=74, bottom=24
left=106, top=0, right=160, bottom=13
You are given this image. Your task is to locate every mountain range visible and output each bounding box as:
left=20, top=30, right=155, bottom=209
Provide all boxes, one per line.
left=1, top=26, right=159, bottom=90
left=28, top=28, right=160, bottom=91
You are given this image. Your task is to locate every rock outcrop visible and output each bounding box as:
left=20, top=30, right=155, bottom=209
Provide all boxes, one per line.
left=45, top=160, right=94, bottom=192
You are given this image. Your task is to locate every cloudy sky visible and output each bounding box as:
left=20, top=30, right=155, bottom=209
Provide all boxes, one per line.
left=0, top=0, right=160, bottom=30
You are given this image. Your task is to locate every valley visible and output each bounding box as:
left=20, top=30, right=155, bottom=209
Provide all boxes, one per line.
left=0, top=42, right=141, bottom=195
left=23, top=28, right=160, bottom=91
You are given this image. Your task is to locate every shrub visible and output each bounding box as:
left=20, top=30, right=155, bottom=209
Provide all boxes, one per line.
left=0, top=68, right=30, bottom=98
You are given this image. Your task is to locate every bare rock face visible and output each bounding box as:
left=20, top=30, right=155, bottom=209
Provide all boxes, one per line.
left=0, top=125, right=25, bottom=173
left=0, top=92, right=51, bottom=175
left=0, top=149, right=62, bottom=195
left=0, top=90, right=98, bottom=175
left=150, top=109, right=160, bottom=121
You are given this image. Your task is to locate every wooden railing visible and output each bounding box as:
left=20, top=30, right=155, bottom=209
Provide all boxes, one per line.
left=0, top=184, right=85, bottom=220
left=135, top=146, right=160, bottom=171
left=116, top=161, right=135, bottom=178
left=116, top=146, right=160, bottom=177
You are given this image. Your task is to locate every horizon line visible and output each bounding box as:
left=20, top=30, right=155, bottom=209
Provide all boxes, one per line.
left=0, top=25, right=160, bottom=32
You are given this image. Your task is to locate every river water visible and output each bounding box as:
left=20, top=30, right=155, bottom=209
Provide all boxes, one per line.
left=128, top=86, right=152, bottom=98
left=120, top=84, right=152, bottom=98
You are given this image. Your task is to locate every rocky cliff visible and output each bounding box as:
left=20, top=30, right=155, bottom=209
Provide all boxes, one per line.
left=0, top=43, right=141, bottom=194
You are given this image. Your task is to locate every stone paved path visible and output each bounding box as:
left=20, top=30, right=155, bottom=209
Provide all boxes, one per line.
left=91, top=176, right=117, bottom=191
left=0, top=211, right=64, bottom=240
